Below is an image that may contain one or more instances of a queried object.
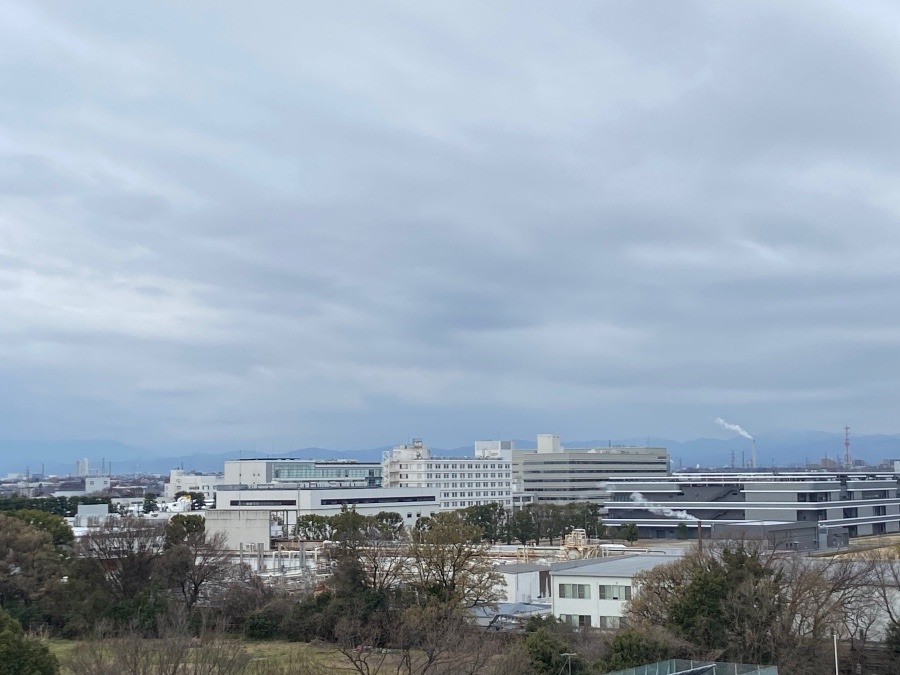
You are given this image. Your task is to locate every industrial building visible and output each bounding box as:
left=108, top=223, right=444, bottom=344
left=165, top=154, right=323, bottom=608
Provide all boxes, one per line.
left=603, top=472, right=900, bottom=541
left=208, top=485, right=439, bottom=549
left=382, top=438, right=532, bottom=510
left=512, top=434, right=669, bottom=503
left=222, top=458, right=381, bottom=489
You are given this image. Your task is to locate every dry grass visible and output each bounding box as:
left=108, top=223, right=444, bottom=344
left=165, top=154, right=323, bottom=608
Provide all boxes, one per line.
left=49, top=638, right=354, bottom=675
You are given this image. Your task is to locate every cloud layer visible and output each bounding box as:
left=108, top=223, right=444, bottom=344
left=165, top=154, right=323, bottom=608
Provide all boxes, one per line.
left=3, top=1, right=900, bottom=451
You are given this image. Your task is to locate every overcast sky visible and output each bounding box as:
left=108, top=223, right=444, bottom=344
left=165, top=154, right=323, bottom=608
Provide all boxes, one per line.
left=2, top=1, right=900, bottom=453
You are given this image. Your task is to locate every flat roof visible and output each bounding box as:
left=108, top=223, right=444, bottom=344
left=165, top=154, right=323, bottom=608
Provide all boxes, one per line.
left=494, top=563, right=550, bottom=573
left=550, top=554, right=682, bottom=578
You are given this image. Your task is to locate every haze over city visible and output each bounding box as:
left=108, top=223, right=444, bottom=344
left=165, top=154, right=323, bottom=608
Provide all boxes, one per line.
left=4, top=1, right=900, bottom=456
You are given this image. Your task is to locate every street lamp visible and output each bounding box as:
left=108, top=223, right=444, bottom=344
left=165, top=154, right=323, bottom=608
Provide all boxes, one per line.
left=560, top=652, right=577, bottom=675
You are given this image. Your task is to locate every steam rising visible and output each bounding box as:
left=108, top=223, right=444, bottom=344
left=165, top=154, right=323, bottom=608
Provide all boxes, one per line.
left=630, top=492, right=698, bottom=521
left=715, top=417, right=753, bottom=440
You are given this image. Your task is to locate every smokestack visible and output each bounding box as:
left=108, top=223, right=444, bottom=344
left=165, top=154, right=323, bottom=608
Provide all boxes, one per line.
left=752, top=439, right=757, bottom=469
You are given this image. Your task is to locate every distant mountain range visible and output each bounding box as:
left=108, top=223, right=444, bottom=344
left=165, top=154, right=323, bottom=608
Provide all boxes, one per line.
left=2, top=430, right=899, bottom=477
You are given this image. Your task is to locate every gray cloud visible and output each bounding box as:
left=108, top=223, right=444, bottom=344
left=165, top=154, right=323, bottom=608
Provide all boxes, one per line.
left=2, top=0, right=900, bottom=452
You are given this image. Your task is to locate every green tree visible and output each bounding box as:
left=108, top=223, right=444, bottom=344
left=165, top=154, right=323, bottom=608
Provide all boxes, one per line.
left=676, top=522, right=689, bottom=540
left=524, top=624, right=586, bottom=675
left=0, top=515, right=67, bottom=627
left=410, top=511, right=502, bottom=607
left=461, top=502, right=506, bottom=544
left=163, top=514, right=205, bottom=549
left=618, top=522, right=639, bottom=545
left=601, top=628, right=683, bottom=671
left=4, top=511, right=74, bottom=549
left=509, top=508, right=536, bottom=546
left=373, top=511, right=404, bottom=540
left=293, top=514, right=334, bottom=540
left=142, top=492, right=159, bottom=514
left=0, top=608, right=58, bottom=675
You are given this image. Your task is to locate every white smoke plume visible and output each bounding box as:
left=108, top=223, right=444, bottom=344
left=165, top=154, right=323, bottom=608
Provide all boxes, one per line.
left=630, top=492, right=698, bottom=521
left=715, top=417, right=753, bottom=440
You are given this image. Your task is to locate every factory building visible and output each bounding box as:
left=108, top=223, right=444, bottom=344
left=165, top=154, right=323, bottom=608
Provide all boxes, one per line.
left=512, top=434, right=669, bottom=504
left=604, top=472, right=900, bottom=542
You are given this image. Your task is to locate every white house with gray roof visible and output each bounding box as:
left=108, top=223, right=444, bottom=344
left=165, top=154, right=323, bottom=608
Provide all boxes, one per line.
left=550, top=554, right=681, bottom=629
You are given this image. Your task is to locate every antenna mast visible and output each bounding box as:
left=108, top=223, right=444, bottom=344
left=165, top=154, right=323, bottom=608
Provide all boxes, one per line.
left=844, top=426, right=852, bottom=469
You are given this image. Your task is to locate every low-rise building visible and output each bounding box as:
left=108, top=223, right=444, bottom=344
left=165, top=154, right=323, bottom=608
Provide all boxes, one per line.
left=550, top=554, right=680, bottom=629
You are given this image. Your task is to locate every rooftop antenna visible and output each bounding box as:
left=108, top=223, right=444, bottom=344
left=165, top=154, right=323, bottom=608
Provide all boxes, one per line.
left=844, top=426, right=852, bottom=469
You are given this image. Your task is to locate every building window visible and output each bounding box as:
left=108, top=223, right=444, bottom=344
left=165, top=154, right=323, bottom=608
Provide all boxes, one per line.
left=560, top=614, right=592, bottom=627
left=558, top=583, right=590, bottom=599
left=598, top=616, right=621, bottom=630
left=874, top=505, right=887, bottom=516
left=598, top=585, right=631, bottom=601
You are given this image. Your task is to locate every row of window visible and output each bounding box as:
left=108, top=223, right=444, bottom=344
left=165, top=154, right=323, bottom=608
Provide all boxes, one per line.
left=408, top=480, right=509, bottom=487
left=396, top=463, right=511, bottom=470
left=442, top=499, right=508, bottom=508
left=441, top=491, right=509, bottom=498
left=557, top=615, right=624, bottom=629
left=557, top=583, right=633, bottom=600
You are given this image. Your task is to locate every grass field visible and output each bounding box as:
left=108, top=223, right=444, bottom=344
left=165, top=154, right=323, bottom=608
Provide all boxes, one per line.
left=48, top=638, right=356, bottom=674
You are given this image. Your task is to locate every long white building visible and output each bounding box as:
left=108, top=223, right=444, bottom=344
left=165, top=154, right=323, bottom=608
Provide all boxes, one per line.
left=604, top=472, right=900, bottom=541
left=223, top=458, right=381, bottom=489
left=382, top=439, right=531, bottom=510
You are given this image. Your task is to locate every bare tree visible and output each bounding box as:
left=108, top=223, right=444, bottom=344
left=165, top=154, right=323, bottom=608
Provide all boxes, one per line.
left=409, top=512, right=503, bottom=608
left=78, top=516, right=166, bottom=602
left=161, top=530, right=236, bottom=611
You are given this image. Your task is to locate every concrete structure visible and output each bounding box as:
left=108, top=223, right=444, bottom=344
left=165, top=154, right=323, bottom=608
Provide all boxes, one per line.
left=75, top=459, right=89, bottom=477
left=512, top=434, right=669, bottom=504
left=54, top=475, right=110, bottom=497
left=550, top=554, right=679, bottom=629
left=223, top=458, right=381, bottom=489
left=204, top=509, right=272, bottom=550
left=213, top=485, right=439, bottom=539
left=494, top=563, right=551, bottom=603
left=382, top=439, right=530, bottom=510
left=164, top=469, right=224, bottom=503
left=604, top=472, right=900, bottom=540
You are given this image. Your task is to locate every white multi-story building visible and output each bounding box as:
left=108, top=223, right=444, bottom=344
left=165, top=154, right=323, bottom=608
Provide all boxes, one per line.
left=512, top=434, right=669, bottom=504
left=551, top=554, right=679, bottom=629
left=381, top=439, right=530, bottom=510
left=164, top=469, right=224, bottom=502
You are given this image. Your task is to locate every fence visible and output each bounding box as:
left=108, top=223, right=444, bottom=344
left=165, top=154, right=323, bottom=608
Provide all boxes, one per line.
left=604, top=659, right=778, bottom=675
